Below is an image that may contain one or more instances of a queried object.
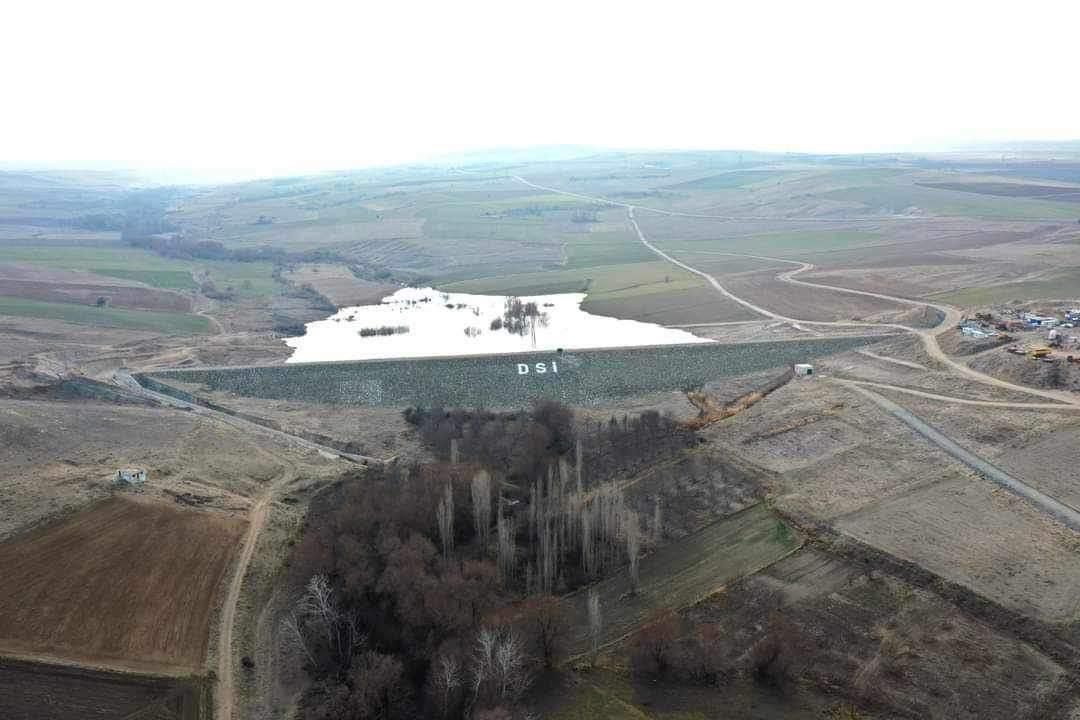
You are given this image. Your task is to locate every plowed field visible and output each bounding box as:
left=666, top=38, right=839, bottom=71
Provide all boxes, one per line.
left=0, top=496, right=245, bottom=672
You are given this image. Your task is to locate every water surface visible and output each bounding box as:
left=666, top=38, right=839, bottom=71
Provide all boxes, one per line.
left=284, top=287, right=710, bottom=363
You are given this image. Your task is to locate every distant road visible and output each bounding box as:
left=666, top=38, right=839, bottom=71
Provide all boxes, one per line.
left=841, top=382, right=1080, bottom=531
left=513, top=175, right=1080, bottom=408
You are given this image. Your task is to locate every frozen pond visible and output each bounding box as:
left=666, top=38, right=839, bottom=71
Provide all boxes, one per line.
left=284, top=287, right=711, bottom=363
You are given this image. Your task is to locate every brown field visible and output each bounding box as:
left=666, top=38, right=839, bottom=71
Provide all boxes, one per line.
left=0, top=496, right=245, bottom=672
left=0, top=398, right=295, bottom=539
left=0, top=263, right=193, bottom=312
left=722, top=268, right=907, bottom=321
left=0, top=658, right=208, bottom=720
left=582, top=285, right=758, bottom=325
left=711, top=378, right=1080, bottom=622
left=837, top=474, right=1080, bottom=622
left=919, top=181, right=1080, bottom=201
left=282, top=263, right=396, bottom=307
left=0, top=278, right=192, bottom=312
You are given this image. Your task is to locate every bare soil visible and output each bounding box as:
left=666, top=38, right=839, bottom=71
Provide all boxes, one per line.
left=0, top=397, right=328, bottom=540
left=0, top=496, right=246, bottom=672
left=711, top=379, right=1080, bottom=622
left=837, top=474, right=1080, bottom=623
left=0, top=658, right=209, bottom=720
left=282, top=263, right=396, bottom=308
left=584, top=285, right=759, bottom=325
left=722, top=268, right=907, bottom=321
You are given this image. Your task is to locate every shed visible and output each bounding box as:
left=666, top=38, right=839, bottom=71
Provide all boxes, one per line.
left=794, top=363, right=814, bottom=377
left=115, top=468, right=147, bottom=485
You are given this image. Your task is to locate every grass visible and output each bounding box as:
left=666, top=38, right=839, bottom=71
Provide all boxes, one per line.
left=930, top=268, right=1080, bottom=306
left=563, top=504, right=801, bottom=656
left=0, top=296, right=211, bottom=334
left=444, top=261, right=702, bottom=301
left=666, top=169, right=789, bottom=190
left=0, top=245, right=277, bottom=297
left=88, top=268, right=197, bottom=290
left=826, top=184, right=1080, bottom=220
left=664, top=230, right=882, bottom=257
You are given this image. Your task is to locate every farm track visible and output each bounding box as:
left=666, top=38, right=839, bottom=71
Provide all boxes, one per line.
left=109, top=371, right=381, bottom=720
left=112, top=370, right=381, bottom=464
left=215, top=468, right=294, bottom=720
left=841, top=382, right=1080, bottom=530
left=513, top=174, right=1080, bottom=409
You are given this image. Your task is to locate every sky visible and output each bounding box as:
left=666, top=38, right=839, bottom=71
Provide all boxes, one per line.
left=3, top=0, right=1078, bottom=181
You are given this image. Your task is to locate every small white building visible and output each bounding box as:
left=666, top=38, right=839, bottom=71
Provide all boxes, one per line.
left=794, top=363, right=814, bottom=377
left=115, top=468, right=147, bottom=485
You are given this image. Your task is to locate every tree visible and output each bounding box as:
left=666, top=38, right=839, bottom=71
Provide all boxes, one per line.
left=471, top=626, right=533, bottom=709
left=428, top=649, right=463, bottom=719
left=283, top=574, right=362, bottom=675
left=436, top=481, right=454, bottom=560
left=587, top=589, right=602, bottom=661
left=344, top=651, right=411, bottom=719
left=472, top=470, right=492, bottom=553
left=632, top=609, right=678, bottom=677
left=518, top=595, right=571, bottom=668
left=625, top=509, right=641, bottom=590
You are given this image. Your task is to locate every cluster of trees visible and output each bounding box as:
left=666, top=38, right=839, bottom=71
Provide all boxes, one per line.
left=358, top=325, right=410, bottom=337
left=404, top=402, right=694, bottom=485
left=499, top=297, right=547, bottom=339
left=284, top=401, right=704, bottom=717
left=285, top=463, right=578, bottom=719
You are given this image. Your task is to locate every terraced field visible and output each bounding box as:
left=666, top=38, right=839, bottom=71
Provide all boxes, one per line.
left=140, top=335, right=889, bottom=408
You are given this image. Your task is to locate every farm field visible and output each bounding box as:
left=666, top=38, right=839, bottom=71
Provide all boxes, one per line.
left=0, top=496, right=245, bottom=672
left=564, top=503, right=800, bottom=655
left=281, top=263, right=396, bottom=307
left=836, top=474, right=1080, bottom=623
left=141, top=335, right=888, bottom=408
left=0, top=658, right=209, bottom=720
left=0, top=296, right=210, bottom=334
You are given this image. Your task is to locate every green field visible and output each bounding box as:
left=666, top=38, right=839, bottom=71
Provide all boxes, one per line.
left=661, top=229, right=883, bottom=257
left=0, top=245, right=276, bottom=296
left=445, top=260, right=701, bottom=301
left=564, top=503, right=799, bottom=656
left=666, top=169, right=790, bottom=190
left=826, top=183, right=1080, bottom=219
left=930, top=268, right=1080, bottom=306
left=0, top=296, right=210, bottom=334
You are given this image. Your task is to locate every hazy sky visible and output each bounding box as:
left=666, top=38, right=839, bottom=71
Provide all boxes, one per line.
left=3, top=0, right=1078, bottom=180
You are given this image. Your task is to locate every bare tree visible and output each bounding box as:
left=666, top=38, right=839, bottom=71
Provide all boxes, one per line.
left=437, top=481, right=455, bottom=560
left=471, top=626, right=533, bottom=708
left=450, top=437, right=460, bottom=464
left=496, top=509, right=516, bottom=584
left=624, top=509, right=641, bottom=590
left=652, top=495, right=662, bottom=545
left=575, top=433, right=583, bottom=494
left=287, top=574, right=362, bottom=672
left=587, top=588, right=602, bottom=662
left=430, top=652, right=462, bottom=719
left=472, top=470, right=492, bottom=553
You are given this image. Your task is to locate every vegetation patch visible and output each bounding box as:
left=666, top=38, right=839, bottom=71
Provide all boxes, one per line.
left=0, top=295, right=210, bottom=334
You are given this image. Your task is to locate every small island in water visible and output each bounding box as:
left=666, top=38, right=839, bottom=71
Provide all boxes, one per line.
left=283, top=287, right=711, bottom=363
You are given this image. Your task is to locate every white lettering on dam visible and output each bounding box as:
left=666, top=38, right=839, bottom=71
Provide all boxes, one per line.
left=517, top=361, right=559, bottom=375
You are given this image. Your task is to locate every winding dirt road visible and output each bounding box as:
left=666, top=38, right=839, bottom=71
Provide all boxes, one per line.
left=514, top=175, right=1080, bottom=409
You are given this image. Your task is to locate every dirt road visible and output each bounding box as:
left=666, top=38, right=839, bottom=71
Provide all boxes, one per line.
left=514, top=174, right=1080, bottom=408
left=842, top=382, right=1080, bottom=530
left=215, top=469, right=292, bottom=720
left=112, top=370, right=381, bottom=464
